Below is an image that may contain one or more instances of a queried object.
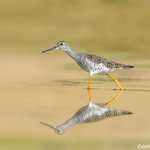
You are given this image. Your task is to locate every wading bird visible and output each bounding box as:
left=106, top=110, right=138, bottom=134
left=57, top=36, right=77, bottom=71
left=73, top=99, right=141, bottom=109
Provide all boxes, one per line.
left=41, top=41, right=134, bottom=101
left=40, top=100, right=132, bottom=135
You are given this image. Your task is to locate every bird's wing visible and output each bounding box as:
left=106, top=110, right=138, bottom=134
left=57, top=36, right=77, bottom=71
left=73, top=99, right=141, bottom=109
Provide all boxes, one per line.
left=85, top=54, right=123, bottom=69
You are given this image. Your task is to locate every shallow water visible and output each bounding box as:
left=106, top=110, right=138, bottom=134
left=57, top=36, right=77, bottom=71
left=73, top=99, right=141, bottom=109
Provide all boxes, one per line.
left=0, top=53, right=149, bottom=149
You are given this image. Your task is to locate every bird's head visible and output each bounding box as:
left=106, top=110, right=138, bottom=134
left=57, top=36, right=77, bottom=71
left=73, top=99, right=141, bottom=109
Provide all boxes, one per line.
left=54, top=128, right=64, bottom=135
left=41, top=40, right=70, bottom=53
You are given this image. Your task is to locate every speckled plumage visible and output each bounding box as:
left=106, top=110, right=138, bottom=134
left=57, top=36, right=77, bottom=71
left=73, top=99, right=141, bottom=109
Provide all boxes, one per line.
left=40, top=102, right=132, bottom=135
left=42, top=41, right=134, bottom=76
left=74, top=53, right=129, bottom=76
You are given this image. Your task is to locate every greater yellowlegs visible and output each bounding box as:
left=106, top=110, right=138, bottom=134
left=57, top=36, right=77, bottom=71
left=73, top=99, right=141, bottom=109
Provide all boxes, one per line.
left=40, top=101, right=132, bottom=135
left=41, top=41, right=134, bottom=101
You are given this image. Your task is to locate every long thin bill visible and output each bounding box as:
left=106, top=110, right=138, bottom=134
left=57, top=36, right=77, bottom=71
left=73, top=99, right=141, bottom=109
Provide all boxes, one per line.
left=40, top=121, right=56, bottom=130
left=41, top=46, right=57, bottom=53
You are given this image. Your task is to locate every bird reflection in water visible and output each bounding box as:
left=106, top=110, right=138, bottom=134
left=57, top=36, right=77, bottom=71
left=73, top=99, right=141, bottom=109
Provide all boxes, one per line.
left=40, top=91, right=132, bottom=135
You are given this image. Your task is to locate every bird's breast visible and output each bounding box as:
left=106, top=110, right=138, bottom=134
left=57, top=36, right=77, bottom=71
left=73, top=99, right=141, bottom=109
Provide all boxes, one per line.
left=79, top=105, right=108, bottom=123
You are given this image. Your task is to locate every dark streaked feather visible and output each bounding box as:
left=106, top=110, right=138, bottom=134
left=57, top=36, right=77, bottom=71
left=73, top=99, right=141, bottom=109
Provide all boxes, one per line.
left=85, top=54, right=134, bottom=70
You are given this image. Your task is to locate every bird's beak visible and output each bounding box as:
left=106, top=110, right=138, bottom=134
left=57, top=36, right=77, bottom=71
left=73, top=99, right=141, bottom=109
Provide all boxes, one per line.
left=40, top=121, right=56, bottom=130
left=41, top=45, right=57, bottom=53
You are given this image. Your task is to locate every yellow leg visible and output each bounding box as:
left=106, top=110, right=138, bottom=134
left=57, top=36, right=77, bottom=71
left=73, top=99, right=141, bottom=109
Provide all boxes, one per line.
left=87, top=77, right=92, bottom=102
left=106, top=73, right=124, bottom=90
left=104, top=90, right=123, bottom=106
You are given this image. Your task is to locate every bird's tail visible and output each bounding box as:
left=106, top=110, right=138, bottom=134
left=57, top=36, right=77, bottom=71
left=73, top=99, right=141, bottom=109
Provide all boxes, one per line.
left=119, top=110, right=133, bottom=115
left=112, top=109, right=133, bottom=117
left=122, top=64, right=134, bottom=69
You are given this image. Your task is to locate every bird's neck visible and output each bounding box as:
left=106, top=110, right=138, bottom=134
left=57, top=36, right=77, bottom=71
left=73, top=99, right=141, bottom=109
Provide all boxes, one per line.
left=56, top=117, right=75, bottom=132
left=64, top=48, right=79, bottom=59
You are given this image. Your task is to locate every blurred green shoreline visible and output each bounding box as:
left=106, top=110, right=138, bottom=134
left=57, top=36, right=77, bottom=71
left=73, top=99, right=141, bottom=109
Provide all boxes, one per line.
left=0, top=0, right=150, bottom=56
left=0, top=136, right=149, bottom=150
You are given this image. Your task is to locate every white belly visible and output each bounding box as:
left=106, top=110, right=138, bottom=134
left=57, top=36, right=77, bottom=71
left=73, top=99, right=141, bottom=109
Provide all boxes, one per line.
left=90, top=63, right=110, bottom=76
